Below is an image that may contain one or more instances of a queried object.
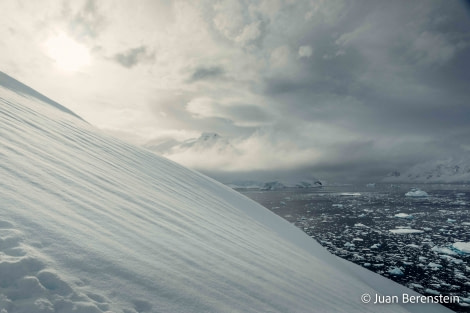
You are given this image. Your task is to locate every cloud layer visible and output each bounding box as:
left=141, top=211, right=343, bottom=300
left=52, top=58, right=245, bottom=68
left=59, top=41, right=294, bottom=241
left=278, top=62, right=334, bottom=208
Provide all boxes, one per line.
left=1, top=0, right=469, bottom=182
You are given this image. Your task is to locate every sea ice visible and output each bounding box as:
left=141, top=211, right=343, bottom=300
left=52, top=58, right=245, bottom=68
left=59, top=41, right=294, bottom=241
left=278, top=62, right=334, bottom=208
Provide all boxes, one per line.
left=431, top=246, right=457, bottom=256
left=452, top=242, right=470, bottom=254
left=390, top=229, right=424, bottom=234
left=405, top=188, right=429, bottom=197
left=389, top=267, right=404, bottom=276
left=394, top=213, right=413, bottom=219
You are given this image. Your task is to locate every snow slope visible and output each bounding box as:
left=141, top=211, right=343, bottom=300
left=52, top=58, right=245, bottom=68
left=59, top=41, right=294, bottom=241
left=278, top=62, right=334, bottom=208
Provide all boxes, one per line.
left=0, top=72, right=453, bottom=313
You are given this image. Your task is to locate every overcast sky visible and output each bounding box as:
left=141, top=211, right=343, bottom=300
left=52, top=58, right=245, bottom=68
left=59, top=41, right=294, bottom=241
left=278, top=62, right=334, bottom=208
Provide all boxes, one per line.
left=1, top=0, right=469, bottom=182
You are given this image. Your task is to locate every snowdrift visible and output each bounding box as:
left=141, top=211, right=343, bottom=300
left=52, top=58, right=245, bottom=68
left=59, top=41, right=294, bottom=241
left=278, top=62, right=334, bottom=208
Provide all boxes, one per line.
left=0, top=72, right=453, bottom=313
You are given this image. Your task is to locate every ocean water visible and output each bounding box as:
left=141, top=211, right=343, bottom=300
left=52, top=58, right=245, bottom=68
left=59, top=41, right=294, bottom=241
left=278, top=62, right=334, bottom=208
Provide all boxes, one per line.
left=238, top=184, right=470, bottom=312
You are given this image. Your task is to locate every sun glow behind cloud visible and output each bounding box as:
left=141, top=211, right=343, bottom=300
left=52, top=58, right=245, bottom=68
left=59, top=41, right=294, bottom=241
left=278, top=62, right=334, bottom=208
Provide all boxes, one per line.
left=45, top=33, right=90, bottom=71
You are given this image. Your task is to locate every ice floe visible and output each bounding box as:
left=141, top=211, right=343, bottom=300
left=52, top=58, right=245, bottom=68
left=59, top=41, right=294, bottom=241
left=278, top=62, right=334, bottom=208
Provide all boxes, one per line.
left=390, top=229, right=424, bottom=234
left=405, top=188, right=429, bottom=197
left=452, top=242, right=470, bottom=254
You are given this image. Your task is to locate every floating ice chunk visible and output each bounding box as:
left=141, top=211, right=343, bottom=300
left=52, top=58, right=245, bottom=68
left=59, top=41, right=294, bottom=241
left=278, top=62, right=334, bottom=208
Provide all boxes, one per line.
left=452, top=242, right=470, bottom=254
left=354, top=223, right=368, bottom=228
left=439, top=255, right=463, bottom=264
left=370, top=243, right=381, bottom=249
left=461, top=297, right=470, bottom=304
left=428, top=262, right=442, bottom=268
left=366, top=183, right=376, bottom=187
left=432, top=246, right=457, bottom=255
left=405, top=188, right=429, bottom=197
left=388, top=267, right=404, bottom=276
left=394, top=213, right=413, bottom=219
left=425, top=288, right=440, bottom=296
left=390, top=229, right=424, bottom=234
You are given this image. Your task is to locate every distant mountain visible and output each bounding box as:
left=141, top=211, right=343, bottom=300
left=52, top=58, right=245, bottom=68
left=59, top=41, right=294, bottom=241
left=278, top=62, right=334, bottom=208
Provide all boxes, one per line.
left=261, top=181, right=287, bottom=191
left=144, top=134, right=325, bottom=188
left=226, top=179, right=323, bottom=190
left=383, top=157, right=470, bottom=183
left=145, top=132, right=238, bottom=155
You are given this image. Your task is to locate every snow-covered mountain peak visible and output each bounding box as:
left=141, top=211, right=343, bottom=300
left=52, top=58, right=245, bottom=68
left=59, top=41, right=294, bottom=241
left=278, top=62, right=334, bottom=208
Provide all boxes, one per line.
left=384, top=157, right=470, bottom=183
left=146, top=131, right=238, bottom=157
left=179, top=132, right=229, bottom=150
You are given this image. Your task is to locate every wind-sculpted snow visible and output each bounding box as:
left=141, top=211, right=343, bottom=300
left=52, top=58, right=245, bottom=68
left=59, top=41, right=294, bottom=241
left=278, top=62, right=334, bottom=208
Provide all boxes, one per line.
left=0, top=76, right=453, bottom=313
left=0, top=71, right=83, bottom=120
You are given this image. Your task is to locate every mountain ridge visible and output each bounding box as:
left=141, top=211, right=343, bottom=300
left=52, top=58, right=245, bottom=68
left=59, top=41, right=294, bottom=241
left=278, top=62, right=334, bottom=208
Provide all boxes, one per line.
left=384, top=157, right=470, bottom=184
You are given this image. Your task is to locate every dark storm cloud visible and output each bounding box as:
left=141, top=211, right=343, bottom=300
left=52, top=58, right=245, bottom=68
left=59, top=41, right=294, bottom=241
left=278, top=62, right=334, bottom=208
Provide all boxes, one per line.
left=226, top=104, right=271, bottom=124
left=143, top=0, right=470, bottom=182
left=261, top=0, right=470, bottom=159
left=113, top=46, right=155, bottom=68
left=188, top=66, right=225, bottom=82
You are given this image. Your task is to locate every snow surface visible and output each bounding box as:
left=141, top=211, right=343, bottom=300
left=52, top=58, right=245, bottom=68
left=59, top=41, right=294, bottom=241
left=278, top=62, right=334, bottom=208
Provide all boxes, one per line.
left=0, top=72, right=453, bottom=313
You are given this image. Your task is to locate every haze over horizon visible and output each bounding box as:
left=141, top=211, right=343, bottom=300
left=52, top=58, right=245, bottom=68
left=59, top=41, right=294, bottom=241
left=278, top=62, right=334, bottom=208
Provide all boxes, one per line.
left=2, top=0, right=469, bottom=183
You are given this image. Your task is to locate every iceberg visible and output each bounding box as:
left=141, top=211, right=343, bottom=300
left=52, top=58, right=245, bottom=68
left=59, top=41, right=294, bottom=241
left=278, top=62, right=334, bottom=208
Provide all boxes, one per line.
left=405, top=188, right=429, bottom=197
left=390, top=229, right=424, bottom=234
left=394, top=213, right=413, bottom=219
left=388, top=267, right=404, bottom=276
